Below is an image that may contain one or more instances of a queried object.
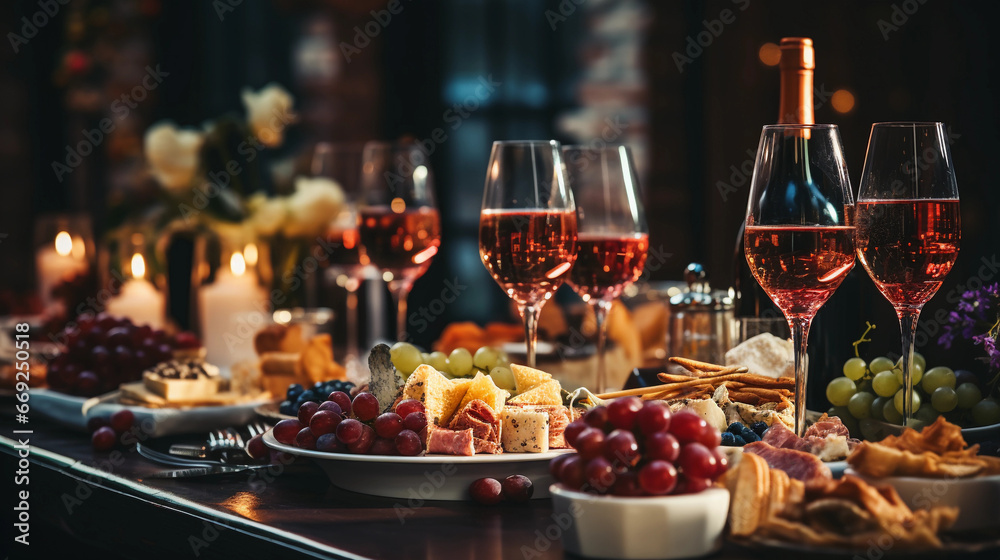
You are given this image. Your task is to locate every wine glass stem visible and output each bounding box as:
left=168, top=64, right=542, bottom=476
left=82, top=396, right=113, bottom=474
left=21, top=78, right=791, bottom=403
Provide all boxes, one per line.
left=788, top=316, right=813, bottom=437
left=896, top=308, right=921, bottom=426
left=521, top=304, right=539, bottom=368
left=594, top=300, right=611, bottom=393
left=391, top=284, right=411, bottom=341
left=345, top=283, right=359, bottom=366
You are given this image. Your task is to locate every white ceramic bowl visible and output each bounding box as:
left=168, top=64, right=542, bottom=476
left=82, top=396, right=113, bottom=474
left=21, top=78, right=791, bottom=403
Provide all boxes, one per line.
left=550, top=484, right=729, bottom=559
left=847, top=469, right=1000, bottom=532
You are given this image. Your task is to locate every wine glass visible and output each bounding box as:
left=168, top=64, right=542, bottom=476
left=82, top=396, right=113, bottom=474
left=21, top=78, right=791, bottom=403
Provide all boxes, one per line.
left=357, top=141, right=441, bottom=341
left=562, top=145, right=648, bottom=392
left=479, top=141, right=577, bottom=368
left=744, top=124, right=856, bottom=436
left=855, top=122, right=960, bottom=425
left=312, top=142, right=367, bottom=378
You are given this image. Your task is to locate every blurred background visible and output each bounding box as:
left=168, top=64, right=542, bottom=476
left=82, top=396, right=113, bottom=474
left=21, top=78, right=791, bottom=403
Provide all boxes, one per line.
left=2, top=0, right=999, bottom=403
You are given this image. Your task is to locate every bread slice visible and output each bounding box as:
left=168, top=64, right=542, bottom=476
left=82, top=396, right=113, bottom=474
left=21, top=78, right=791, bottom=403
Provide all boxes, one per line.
left=402, top=365, right=471, bottom=426
left=456, top=372, right=509, bottom=414
left=729, top=452, right=770, bottom=537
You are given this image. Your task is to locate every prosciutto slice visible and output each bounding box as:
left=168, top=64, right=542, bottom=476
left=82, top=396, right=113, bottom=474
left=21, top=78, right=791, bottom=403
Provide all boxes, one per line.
left=426, top=426, right=475, bottom=456
left=449, top=400, right=502, bottom=454
left=745, top=441, right=832, bottom=486
left=764, top=416, right=860, bottom=458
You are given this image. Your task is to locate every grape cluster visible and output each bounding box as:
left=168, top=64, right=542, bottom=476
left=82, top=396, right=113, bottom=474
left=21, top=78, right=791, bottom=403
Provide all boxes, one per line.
left=48, top=312, right=200, bottom=396
left=549, top=398, right=728, bottom=496
left=264, top=391, right=428, bottom=456
left=389, top=342, right=515, bottom=391
left=279, top=380, right=356, bottom=417
left=827, top=352, right=1000, bottom=428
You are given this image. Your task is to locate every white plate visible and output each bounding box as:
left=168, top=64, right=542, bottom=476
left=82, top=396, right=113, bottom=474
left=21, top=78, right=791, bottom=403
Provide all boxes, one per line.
left=31, top=388, right=270, bottom=438
left=263, top=430, right=566, bottom=500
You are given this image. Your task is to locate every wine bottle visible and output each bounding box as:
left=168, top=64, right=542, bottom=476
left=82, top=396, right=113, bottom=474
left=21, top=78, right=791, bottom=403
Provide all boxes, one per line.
left=734, top=37, right=814, bottom=319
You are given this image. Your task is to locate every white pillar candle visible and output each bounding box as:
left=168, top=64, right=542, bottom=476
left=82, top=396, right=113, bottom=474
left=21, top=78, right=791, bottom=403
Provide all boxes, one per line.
left=36, top=231, right=88, bottom=309
left=106, top=254, right=165, bottom=328
left=198, top=252, right=268, bottom=370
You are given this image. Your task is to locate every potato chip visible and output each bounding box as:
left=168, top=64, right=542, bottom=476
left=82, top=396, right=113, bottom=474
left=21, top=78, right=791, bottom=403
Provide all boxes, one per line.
left=507, top=380, right=561, bottom=406
left=456, top=372, right=509, bottom=414
left=510, top=364, right=552, bottom=394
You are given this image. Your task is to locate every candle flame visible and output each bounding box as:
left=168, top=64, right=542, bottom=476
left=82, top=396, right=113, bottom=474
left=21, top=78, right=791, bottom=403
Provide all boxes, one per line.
left=131, top=253, right=146, bottom=279
left=243, top=243, right=258, bottom=266
left=230, top=252, right=246, bottom=276
left=55, top=231, right=73, bottom=256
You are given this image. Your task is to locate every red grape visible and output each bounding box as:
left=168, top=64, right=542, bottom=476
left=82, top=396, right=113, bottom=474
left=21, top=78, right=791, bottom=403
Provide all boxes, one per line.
left=711, top=448, right=729, bottom=479
left=585, top=457, right=616, bottom=493
left=273, top=419, right=304, bottom=445
left=336, top=418, right=364, bottom=445
left=395, top=399, right=424, bottom=418
left=573, top=427, right=605, bottom=460
left=696, top=424, right=722, bottom=448
left=584, top=406, right=609, bottom=429
left=352, top=393, right=380, bottom=422
left=563, top=420, right=588, bottom=448
left=295, top=427, right=317, bottom=450
left=558, top=455, right=586, bottom=489
left=603, top=429, right=639, bottom=466
left=549, top=453, right=572, bottom=480
left=670, top=412, right=707, bottom=443
left=469, top=477, right=503, bottom=505
left=402, top=411, right=427, bottom=432
left=611, top=471, right=644, bottom=496
left=678, top=442, right=717, bottom=479
left=637, top=460, right=678, bottom=495
left=329, top=391, right=352, bottom=414
left=369, top=437, right=397, bottom=455
left=91, top=426, right=117, bottom=451
left=501, top=475, right=534, bottom=502
left=76, top=371, right=100, bottom=396
left=91, top=346, right=111, bottom=367
left=246, top=434, right=268, bottom=459
left=394, top=430, right=422, bottom=456
left=607, top=397, right=643, bottom=431
left=86, top=416, right=109, bottom=432
left=109, top=409, right=135, bottom=434
left=297, top=401, right=320, bottom=424
left=645, top=432, right=681, bottom=462
left=347, top=424, right=375, bottom=453
left=96, top=313, right=119, bottom=331
left=636, top=401, right=672, bottom=435
left=315, top=433, right=345, bottom=453
left=309, top=410, right=343, bottom=436
left=317, top=401, right=343, bottom=415
left=675, top=475, right=712, bottom=494
left=106, top=326, right=133, bottom=348
left=374, top=412, right=404, bottom=439
left=173, top=331, right=201, bottom=349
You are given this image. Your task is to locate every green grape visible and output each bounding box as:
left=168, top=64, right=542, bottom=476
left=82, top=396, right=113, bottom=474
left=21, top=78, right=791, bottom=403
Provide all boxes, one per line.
left=883, top=399, right=904, bottom=424
left=826, top=377, right=857, bottom=406
left=872, top=371, right=901, bottom=397
left=871, top=396, right=890, bottom=421
left=842, top=357, right=867, bottom=381
left=857, top=379, right=873, bottom=394
left=426, top=351, right=449, bottom=373
left=893, top=362, right=923, bottom=386
left=972, top=399, right=1000, bottom=426
left=956, top=383, right=982, bottom=409
left=848, top=391, right=875, bottom=419
left=495, top=351, right=510, bottom=368
left=893, top=388, right=921, bottom=415
left=448, top=348, right=474, bottom=377
left=390, top=342, right=423, bottom=375
left=921, top=367, right=956, bottom=394
left=913, top=352, right=926, bottom=372
left=488, top=366, right=516, bottom=391
left=931, top=386, right=958, bottom=413
left=473, top=346, right=500, bottom=371
left=869, top=356, right=895, bottom=374
left=914, top=405, right=940, bottom=425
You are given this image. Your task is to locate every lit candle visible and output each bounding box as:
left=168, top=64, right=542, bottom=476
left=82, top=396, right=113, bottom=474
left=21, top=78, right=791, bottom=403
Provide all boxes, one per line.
left=36, top=231, right=88, bottom=309
left=198, top=251, right=268, bottom=370
left=106, top=254, right=166, bottom=328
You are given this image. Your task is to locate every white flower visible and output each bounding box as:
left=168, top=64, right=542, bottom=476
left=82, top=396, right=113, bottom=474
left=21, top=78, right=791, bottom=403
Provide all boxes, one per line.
left=246, top=192, right=289, bottom=237
left=241, top=83, right=297, bottom=148
left=283, top=176, right=345, bottom=238
left=144, top=122, right=203, bottom=194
